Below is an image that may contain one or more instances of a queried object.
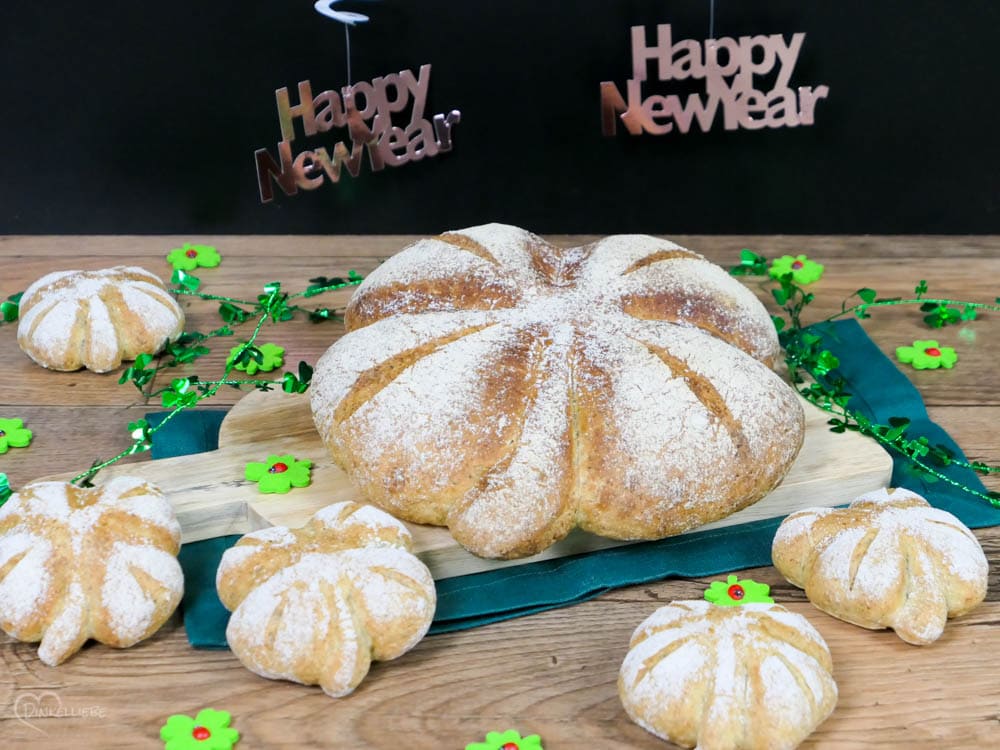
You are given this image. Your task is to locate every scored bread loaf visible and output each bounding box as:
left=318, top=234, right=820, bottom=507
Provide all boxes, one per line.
left=17, top=265, right=184, bottom=372
left=311, top=224, right=805, bottom=559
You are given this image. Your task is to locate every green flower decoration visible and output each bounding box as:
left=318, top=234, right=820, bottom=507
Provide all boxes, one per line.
left=466, top=730, right=544, bottom=750
left=245, top=454, right=311, bottom=494
left=167, top=243, right=221, bottom=271
left=704, top=575, right=774, bottom=606
left=896, top=340, right=957, bottom=370
left=160, top=708, right=239, bottom=750
left=769, top=254, right=825, bottom=285
left=227, top=342, right=285, bottom=375
left=0, top=418, right=32, bottom=454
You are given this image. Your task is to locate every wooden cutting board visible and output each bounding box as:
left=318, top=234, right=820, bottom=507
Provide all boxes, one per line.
left=59, top=388, right=892, bottom=580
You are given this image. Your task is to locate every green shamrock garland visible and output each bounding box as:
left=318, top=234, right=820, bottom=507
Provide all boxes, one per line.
left=66, top=263, right=363, bottom=487
left=227, top=342, right=284, bottom=375
left=0, top=292, right=20, bottom=324
left=732, top=250, right=1000, bottom=507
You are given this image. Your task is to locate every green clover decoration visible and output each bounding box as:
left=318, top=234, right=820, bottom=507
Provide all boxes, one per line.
left=160, top=708, right=239, bottom=750
left=896, top=340, right=957, bottom=370
left=0, top=473, right=11, bottom=506
left=1, top=292, right=21, bottom=323
left=466, top=729, right=544, bottom=750
left=245, top=455, right=312, bottom=494
left=769, top=254, right=825, bottom=285
left=0, top=418, right=32, bottom=454
left=227, top=342, right=285, bottom=375
left=704, top=575, right=774, bottom=606
left=167, top=243, right=221, bottom=271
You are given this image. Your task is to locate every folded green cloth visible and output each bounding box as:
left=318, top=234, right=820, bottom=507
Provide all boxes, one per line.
left=149, top=319, right=1000, bottom=648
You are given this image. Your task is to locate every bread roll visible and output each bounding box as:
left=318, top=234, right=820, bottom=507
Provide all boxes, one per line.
left=217, top=501, right=436, bottom=697
left=17, top=265, right=184, bottom=372
left=772, top=487, right=988, bottom=645
left=619, top=599, right=837, bottom=750
left=0, top=477, right=183, bottom=665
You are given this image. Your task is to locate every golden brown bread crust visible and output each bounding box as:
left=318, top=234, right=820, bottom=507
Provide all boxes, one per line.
left=312, top=224, right=805, bottom=559
left=0, top=478, right=183, bottom=665
left=772, top=487, right=988, bottom=645
left=217, top=501, right=436, bottom=698
left=619, top=600, right=838, bottom=750
left=17, top=266, right=185, bottom=372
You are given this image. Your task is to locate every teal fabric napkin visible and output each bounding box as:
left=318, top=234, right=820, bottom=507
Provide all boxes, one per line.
left=150, top=319, right=1000, bottom=647
left=146, top=411, right=238, bottom=649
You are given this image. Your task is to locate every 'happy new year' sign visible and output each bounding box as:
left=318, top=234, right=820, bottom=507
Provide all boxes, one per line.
left=601, top=24, right=829, bottom=136
left=254, top=65, right=461, bottom=203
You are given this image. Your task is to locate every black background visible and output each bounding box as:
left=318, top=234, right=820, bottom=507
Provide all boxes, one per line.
left=2, top=1, right=998, bottom=234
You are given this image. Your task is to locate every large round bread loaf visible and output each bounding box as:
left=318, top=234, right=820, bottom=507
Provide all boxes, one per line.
left=311, top=224, right=804, bottom=559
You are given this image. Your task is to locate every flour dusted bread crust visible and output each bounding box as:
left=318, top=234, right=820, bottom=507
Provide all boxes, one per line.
left=0, top=478, right=183, bottom=665
left=619, top=600, right=837, bottom=750
left=311, top=224, right=805, bottom=559
left=17, top=265, right=185, bottom=372
left=216, top=501, right=436, bottom=698
left=772, top=487, right=988, bottom=645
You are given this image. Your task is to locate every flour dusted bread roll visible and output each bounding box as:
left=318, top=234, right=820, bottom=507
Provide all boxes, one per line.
left=619, top=600, right=838, bottom=750
left=0, top=478, right=183, bottom=665
left=217, top=501, right=435, bottom=698
left=17, top=265, right=184, bottom=372
left=311, top=224, right=804, bottom=559
left=772, top=487, right=988, bottom=645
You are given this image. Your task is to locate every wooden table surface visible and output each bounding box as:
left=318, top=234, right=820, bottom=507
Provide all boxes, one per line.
left=1, top=235, right=998, bottom=749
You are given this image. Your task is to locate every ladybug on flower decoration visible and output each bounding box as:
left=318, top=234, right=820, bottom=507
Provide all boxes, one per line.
left=704, top=575, right=774, bottom=606
left=245, top=455, right=312, bottom=494
left=769, top=254, right=825, bottom=285
left=160, top=708, right=239, bottom=750
left=895, top=340, right=958, bottom=370
left=167, top=243, right=221, bottom=271
left=466, top=730, right=544, bottom=750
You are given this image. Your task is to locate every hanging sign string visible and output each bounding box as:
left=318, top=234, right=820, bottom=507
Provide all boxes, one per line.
left=313, top=0, right=371, bottom=85
left=253, top=2, right=461, bottom=202
left=709, top=0, right=716, bottom=40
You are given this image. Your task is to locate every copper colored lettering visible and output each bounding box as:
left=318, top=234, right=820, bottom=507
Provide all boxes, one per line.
left=255, top=141, right=298, bottom=203
left=275, top=81, right=318, bottom=142
left=603, top=23, right=829, bottom=137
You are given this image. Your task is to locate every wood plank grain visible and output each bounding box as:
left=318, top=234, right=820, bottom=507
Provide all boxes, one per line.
left=1, top=598, right=997, bottom=748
